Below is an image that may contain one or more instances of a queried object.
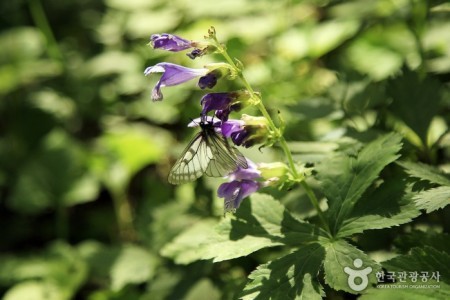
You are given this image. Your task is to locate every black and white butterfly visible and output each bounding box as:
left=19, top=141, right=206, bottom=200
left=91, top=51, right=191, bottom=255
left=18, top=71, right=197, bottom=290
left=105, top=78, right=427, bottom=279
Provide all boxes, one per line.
left=168, top=117, right=248, bottom=184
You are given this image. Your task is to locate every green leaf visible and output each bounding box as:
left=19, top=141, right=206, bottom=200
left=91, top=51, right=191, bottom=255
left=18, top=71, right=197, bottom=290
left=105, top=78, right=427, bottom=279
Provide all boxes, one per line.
left=316, top=133, right=403, bottom=235
left=344, top=23, right=418, bottom=80
left=387, top=71, right=441, bottom=145
left=161, top=194, right=324, bottom=264
left=240, top=243, right=325, bottom=300
left=77, top=242, right=158, bottom=291
left=322, top=239, right=381, bottom=294
left=110, top=245, right=158, bottom=291
left=185, top=279, right=221, bottom=300
left=92, top=123, right=171, bottom=193
left=361, top=247, right=450, bottom=299
left=414, top=186, right=450, bottom=213
left=0, top=242, right=87, bottom=300
left=3, top=281, right=64, bottom=300
left=337, top=178, right=420, bottom=237
left=7, top=130, right=99, bottom=214
left=397, top=161, right=450, bottom=186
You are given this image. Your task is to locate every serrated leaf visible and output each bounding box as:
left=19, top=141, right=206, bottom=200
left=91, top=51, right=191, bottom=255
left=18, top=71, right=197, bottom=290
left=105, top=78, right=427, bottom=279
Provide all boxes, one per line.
left=316, top=133, right=402, bottom=235
left=414, top=186, right=450, bottom=213
left=322, top=239, right=381, bottom=294
left=161, top=194, right=325, bottom=264
left=397, top=161, right=450, bottom=186
left=240, top=243, right=325, bottom=300
left=337, top=178, right=420, bottom=237
left=362, top=246, right=450, bottom=299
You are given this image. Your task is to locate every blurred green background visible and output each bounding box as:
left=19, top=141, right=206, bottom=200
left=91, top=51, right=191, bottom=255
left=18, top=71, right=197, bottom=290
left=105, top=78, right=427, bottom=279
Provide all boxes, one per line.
left=1, top=0, right=449, bottom=299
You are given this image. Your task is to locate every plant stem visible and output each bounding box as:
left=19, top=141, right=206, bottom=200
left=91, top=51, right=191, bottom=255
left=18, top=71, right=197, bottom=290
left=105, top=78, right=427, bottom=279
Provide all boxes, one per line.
left=214, top=38, right=331, bottom=234
left=27, top=0, right=63, bottom=63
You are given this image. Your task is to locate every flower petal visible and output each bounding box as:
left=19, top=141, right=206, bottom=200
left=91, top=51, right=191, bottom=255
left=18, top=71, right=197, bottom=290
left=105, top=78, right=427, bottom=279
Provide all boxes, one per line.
left=221, top=119, right=244, bottom=137
left=218, top=179, right=260, bottom=211
left=144, top=63, right=208, bottom=101
left=150, top=33, right=192, bottom=52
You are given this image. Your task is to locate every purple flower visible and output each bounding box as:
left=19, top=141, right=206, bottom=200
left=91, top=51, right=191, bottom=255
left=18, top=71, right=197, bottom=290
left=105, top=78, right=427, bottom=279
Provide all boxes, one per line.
left=218, top=159, right=261, bottom=212
left=221, top=117, right=269, bottom=148
left=144, top=63, right=208, bottom=101
left=198, top=71, right=220, bottom=89
left=200, top=91, right=250, bottom=121
left=150, top=34, right=193, bottom=52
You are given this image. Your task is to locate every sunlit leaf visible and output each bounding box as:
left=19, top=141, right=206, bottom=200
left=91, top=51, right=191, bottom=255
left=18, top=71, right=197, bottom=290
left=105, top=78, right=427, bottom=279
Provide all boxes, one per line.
left=322, top=239, right=381, bottom=294
left=397, top=161, right=450, bottom=186
left=241, top=244, right=325, bottom=300
left=413, top=186, right=450, bottom=213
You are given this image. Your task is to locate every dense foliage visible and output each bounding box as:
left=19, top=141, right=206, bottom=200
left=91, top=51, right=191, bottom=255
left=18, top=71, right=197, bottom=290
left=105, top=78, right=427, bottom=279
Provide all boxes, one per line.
left=1, top=0, right=449, bottom=299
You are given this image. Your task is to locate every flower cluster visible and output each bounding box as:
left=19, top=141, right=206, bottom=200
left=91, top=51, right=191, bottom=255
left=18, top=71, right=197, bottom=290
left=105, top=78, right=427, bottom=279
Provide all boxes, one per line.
left=145, top=29, right=286, bottom=213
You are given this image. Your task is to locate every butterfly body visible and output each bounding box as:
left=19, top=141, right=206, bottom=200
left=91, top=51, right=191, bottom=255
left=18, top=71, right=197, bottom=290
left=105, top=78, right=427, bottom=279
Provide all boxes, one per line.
left=168, top=120, right=248, bottom=185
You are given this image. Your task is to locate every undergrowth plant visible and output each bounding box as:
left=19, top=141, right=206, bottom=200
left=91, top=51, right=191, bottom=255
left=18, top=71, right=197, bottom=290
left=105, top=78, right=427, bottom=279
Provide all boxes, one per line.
left=145, top=28, right=450, bottom=299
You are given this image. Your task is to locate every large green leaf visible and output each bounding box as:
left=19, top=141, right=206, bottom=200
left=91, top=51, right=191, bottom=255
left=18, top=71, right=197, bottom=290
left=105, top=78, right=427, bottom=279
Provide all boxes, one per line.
left=413, top=186, right=450, bottom=213
left=362, top=247, right=450, bottom=299
left=322, top=239, right=381, bottom=294
left=240, top=243, right=325, bottom=300
left=337, top=178, right=420, bottom=237
left=397, top=161, right=450, bottom=212
left=316, top=133, right=402, bottom=235
left=161, top=194, right=325, bottom=264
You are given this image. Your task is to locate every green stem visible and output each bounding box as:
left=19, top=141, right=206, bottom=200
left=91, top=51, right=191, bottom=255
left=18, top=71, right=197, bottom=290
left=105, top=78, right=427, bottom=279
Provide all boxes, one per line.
left=112, top=190, right=136, bottom=241
left=27, top=0, right=63, bottom=63
left=214, top=37, right=331, bottom=234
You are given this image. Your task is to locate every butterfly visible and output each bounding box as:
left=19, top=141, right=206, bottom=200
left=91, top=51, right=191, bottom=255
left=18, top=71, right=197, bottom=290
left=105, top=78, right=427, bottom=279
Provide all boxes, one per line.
left=168, top=118, right=248, bottom=184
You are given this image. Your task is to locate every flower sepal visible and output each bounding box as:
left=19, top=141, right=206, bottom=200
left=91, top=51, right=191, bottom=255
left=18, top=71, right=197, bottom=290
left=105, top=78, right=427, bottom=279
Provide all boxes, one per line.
left=204, top=63, right=238, bottom=80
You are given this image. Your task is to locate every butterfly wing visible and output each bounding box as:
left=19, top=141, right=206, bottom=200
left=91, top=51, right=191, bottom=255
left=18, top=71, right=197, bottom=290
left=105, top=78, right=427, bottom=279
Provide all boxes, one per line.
left=168, top=123, right=248, bottom=185
left=168, top=131, right=213, bottom=184
left=204, top=130, right=248, bottom=177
